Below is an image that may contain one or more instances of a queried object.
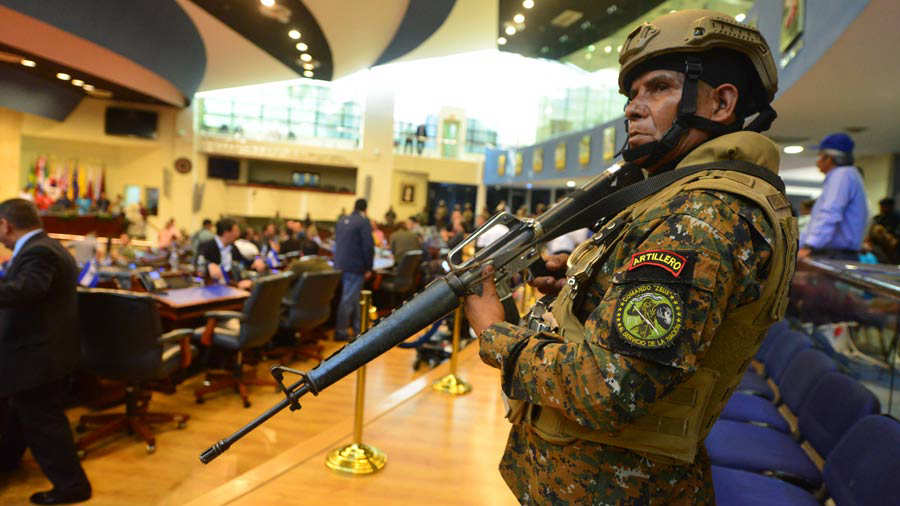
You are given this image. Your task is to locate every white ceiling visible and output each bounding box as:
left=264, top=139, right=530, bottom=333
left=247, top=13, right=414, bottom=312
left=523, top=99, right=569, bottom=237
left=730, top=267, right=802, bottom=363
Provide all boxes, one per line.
left=773, top=0, right=900, bottom=178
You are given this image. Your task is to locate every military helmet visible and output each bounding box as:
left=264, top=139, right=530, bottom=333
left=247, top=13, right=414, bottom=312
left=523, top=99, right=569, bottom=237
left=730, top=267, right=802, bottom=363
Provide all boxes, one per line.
left=618, top=9, right=777, bottom=102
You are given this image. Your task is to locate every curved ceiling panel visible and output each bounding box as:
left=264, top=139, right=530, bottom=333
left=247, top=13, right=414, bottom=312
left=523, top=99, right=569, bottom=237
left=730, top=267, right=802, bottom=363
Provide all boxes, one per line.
left=189, top=0, right=333, bottom=81
left=374, top=0, right=456, bottom=66
left=0, top=0, right=205, bottom=100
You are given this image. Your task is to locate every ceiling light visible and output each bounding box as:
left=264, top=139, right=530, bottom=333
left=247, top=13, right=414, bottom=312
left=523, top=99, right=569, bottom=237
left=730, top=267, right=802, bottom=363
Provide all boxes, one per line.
left=302, top=63, right=314, bottom=70
left=523, top=0, right=534, bottom=8
left=505, top=25, right=516, bottom=35
left=83, top=84, right=95, bottom=91
left=735, top=13, right=747, bottom=23
left=617, top=45, right=622, bottom=53
left=669, top=10, right=677, bottom=14
left=604, top=45, right=612, bottom=53
left=497, top=36, right=507, bottom=45
left=303, top=70, right=313, bottom=77
left=296, top=42, right=308, bottom=51
left=260, top=0, right=275, bottom=7
left=584, top=53, right=592, bottom=60
left=513, top=13, right=525, bottom=23
left=588, top=44, right=595, bottom=52
left=288, top=29, right=301, bottom=39
left=566, top=180, right=576, bottom=188
left=300, top=53, right=312, bottom=62
left=56, top=72, right=70, bottom=81
left=783, top=145, right=804, bottom=154
left=20, top=59, right=35, bottom=67
left=71, top=79, right=84, bottom=87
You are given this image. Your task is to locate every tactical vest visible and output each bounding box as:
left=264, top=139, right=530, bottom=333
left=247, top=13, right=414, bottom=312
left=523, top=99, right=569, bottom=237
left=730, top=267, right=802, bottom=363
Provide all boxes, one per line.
left=510, top=134, right=798, bottom=465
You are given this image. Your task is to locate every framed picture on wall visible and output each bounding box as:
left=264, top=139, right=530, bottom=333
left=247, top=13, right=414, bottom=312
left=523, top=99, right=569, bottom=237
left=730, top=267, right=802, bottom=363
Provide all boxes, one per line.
left=780, top=0, right=804, bottom=53
left=145, top=187, right=159, bottom=216
left=533, top=148, right=543, bottom=173
left=514, top=152, right=523, bottom=175
left=579, top=135, right=591, bottom=167
left=555, top=141, right=566, bottom=171
left=498, top=153, right=506, bottom=176
left=603, top=126, right=616, bottom=160
left=400, top=183, right=415, bottom=203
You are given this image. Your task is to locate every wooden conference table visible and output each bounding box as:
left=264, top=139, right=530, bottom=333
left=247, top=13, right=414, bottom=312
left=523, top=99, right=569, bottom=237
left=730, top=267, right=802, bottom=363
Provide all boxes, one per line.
left=152, top=284, right=250, bottom=326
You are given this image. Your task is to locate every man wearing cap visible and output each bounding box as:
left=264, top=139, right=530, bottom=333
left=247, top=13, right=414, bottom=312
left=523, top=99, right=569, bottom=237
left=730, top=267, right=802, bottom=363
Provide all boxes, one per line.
left=465, top=9, right=796, bottom=504
left=798, top=133, right=868, bottom=261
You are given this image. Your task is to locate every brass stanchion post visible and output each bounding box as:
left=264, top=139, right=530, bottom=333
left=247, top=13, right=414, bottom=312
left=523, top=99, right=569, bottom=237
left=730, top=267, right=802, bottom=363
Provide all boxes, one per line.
left=432, top=303, right=472, bottom=395
left=325, top=290, right=387, bottom=474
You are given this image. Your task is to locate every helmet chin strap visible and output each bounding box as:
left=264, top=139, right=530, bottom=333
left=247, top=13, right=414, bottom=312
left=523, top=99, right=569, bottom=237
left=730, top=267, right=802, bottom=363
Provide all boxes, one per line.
left=618, top=57, right=777, bottom=168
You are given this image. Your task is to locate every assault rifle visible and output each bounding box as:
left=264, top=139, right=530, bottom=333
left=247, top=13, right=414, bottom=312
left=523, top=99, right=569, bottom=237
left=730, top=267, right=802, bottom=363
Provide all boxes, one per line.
left=199, top=162, right=644, bottom=463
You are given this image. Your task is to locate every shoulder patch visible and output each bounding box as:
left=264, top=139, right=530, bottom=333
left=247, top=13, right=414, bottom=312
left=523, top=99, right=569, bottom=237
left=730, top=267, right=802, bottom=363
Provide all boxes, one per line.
left=628, top=249, right=687, bottom=277
left=614, top=284, right=683, bottom=349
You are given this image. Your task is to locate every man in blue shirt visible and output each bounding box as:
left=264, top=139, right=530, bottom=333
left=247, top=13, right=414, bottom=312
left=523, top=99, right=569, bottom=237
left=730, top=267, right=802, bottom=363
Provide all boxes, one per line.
left=798, top=133, right=868, bottom=260
left=333, top=198, right=374, bottom=341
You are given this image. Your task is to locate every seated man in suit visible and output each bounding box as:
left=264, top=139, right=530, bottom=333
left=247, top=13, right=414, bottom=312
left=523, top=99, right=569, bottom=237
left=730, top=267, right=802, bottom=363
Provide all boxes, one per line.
left=389, top=217, right=422, bottom=262
left=196, top=218, right=264, bottom=290
left=0, top=199, right=91, bottom=504
left=289, top=239, right=332, bottom=277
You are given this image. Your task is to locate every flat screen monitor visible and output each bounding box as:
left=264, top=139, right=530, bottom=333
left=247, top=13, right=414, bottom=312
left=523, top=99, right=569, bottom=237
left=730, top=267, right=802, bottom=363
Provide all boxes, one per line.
left=207, top=156, right=240, bottom=180
left=104, top=107, right=158, bottom=139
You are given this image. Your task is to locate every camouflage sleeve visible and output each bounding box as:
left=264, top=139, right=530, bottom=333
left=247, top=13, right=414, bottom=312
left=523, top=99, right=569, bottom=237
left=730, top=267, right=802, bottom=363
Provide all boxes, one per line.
left=478, top=192, right=772, bottom=431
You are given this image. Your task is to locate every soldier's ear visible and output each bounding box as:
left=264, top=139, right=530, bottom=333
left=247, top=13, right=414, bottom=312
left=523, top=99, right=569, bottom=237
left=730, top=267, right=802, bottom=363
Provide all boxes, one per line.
left=710, top=83, right=739, bottom=123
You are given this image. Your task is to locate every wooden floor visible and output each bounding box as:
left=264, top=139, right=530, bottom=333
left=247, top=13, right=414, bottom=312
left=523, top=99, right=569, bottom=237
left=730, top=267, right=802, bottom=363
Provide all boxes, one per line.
left=0, top=340, right=518, bottom=505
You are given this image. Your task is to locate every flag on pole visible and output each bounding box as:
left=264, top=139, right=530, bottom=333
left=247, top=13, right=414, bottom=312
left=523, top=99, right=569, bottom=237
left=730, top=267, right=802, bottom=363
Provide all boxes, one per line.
left=265, top=248, right=281, bottom=269
left=71, top=163, right=80, bottom=200
left=78, top=259, right=99, bottom=287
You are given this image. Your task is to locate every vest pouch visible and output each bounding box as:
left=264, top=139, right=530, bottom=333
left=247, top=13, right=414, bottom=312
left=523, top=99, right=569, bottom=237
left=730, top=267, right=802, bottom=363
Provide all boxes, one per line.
left=529, top=367, right=719, bottom=464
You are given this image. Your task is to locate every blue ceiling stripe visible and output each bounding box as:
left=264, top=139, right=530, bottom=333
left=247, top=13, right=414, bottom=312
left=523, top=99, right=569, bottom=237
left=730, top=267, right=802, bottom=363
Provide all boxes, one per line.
left=0, top=0, right=206, bottom=101
left=0, top=65, right=82, bottom=121
left=374, top=0, right=456, bottom=67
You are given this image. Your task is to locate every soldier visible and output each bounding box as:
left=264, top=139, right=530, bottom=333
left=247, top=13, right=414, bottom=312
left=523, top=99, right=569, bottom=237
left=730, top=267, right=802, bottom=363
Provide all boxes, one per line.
left=465, top=10, right=796, bottom=505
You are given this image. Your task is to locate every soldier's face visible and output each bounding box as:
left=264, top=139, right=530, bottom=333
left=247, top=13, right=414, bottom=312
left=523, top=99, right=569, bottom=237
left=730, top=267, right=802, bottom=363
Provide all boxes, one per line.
left=625, top=69, right=724, bottom=172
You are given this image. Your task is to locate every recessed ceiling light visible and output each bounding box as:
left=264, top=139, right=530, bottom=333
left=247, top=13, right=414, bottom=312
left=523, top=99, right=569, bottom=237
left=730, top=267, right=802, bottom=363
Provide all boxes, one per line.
left=604, top=45, right=612, bottom=53
left=71, top=79, right=84, bottom=86
left=56, top=72, right=70, bottom=81
left=669, top=10, right=677, bottom=14
left=584, top=53, right=592, bottom=60
left=300, top=53, right=312, bottom=62
left=288, top=29, right=301, bottom=39
left=260, top=0, right=275, bottom=7
left=303, top=70, right=313, bottom=77
left=296, top=42, right=308, bottom=51
left=20, top=59, right=35, bottom=67
left=735, top=13, right=747, bottom=23
left=497, top=36, right=507, bottom=45
left=523, top=0, right=534, bottom=8
left=588, top=44, right=595, bottom=52
left=302, top=62, right=314, bottom=70
left=566, top=180, right=576, bottom=188
left=505, top=25, right=516, bottom=35
left=783, top=145, right=804, bottom=154
left=83, top=84, right=95, bottom=91
left=513, top=13, right=525, bottom=23
left=617, top=45, right=622, bottom=53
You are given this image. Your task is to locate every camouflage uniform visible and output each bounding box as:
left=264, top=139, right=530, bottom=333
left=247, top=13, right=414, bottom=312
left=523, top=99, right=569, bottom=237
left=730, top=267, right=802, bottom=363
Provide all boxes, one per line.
left=479, top=138, right=777, bottom=505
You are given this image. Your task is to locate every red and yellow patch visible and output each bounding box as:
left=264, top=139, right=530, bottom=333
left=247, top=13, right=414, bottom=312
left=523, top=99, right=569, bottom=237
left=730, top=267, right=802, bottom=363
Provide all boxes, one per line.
left=628, top=249, right=687, bottom=277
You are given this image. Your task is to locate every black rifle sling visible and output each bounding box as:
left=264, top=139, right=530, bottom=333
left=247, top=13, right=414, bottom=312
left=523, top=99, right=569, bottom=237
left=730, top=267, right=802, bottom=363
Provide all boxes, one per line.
left=555, top=160, right=785, bottom=234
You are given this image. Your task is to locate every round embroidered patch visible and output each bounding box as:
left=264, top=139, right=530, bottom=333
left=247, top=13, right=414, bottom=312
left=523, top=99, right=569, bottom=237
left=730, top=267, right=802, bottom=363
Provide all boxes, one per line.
left=614, top=284, right=684, bottom=348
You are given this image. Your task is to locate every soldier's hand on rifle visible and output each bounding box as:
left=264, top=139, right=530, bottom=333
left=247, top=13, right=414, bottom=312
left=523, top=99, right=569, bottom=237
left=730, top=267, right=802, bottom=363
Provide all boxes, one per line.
left=464, top=265, right=505, bottom=336
left=529, top=253, right=568, bottom=295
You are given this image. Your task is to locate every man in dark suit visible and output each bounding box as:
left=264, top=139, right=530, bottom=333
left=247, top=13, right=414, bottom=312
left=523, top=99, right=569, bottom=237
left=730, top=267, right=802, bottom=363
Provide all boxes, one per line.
left=196, top=218, right=264, bottom=290
left=332, top=198, right=374, bottom=341
left=0, top=199, right=91, bottom=504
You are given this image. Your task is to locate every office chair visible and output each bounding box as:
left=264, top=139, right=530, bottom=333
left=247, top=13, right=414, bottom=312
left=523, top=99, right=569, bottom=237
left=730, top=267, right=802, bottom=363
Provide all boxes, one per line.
left=76, top=288, right=195, bottom=456
left=377, top=250, right=423, bottom=313
left=271, top=269, right=342, bottom=364
left=194, top=271, right=295, bottom=407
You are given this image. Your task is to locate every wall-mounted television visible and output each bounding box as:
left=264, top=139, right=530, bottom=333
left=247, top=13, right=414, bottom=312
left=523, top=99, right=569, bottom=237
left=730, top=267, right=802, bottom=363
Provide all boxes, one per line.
left=104, top=107, right=158, bottom=139
left=207, top=156, right=240, bottom=180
